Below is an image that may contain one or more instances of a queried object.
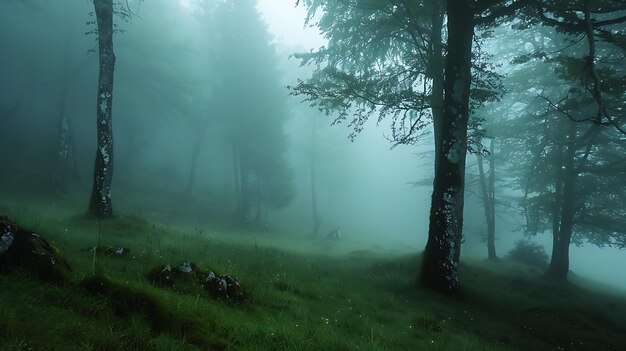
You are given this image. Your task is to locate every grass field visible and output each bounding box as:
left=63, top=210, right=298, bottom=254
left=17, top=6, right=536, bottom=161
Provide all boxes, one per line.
left=1, top=191, right=625, bottom=351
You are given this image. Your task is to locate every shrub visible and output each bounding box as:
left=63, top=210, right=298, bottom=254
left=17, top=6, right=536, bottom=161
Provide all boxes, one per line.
left=507, top=239, right=549, bottom=268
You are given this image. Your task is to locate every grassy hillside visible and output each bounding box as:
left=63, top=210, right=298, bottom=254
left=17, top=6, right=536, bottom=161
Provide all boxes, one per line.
left=0, top=195, right=625, bottom=351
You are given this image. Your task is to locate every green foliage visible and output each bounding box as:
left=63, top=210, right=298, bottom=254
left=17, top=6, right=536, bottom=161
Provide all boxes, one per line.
left=293, top=0, right=505, bottom=148
left=292, top=0, right=445, bottom=145
left=495, top=14, right=626, bottom=250
left=506, top=240, right=549, bottom=269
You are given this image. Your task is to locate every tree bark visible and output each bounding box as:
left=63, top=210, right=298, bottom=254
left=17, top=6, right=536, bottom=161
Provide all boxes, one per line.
left=310, top=122, right=321, bottom=236
left=53, top=95, right=77, bottom=191
left=184, top=119, right=209, bottom=196
left=238, top=156, right=250, bottom=222
left=477, top=138, right=497, bottom=259
left=88, top=0, right=115, bottom=218
left=233, top=145, right=241, bottom=214
left=487, top=140, right=496, bottom=258
left=53, top=34, right=80, bottom=192
left=420, top=0, right=474, bottom=294
left=547, top=124, right=577, bottom=280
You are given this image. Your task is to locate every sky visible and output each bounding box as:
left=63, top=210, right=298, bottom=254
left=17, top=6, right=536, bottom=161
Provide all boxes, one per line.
left=256, top=0, right=326, bottom=49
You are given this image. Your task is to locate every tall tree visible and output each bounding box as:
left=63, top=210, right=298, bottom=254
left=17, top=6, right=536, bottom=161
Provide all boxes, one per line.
left=309, top=118, right=321, bottom=236
left=476, top=139, right=497, bottom=259
left=53, top=36, right=92, bottom=192
left=419, top=0, right=474, bottom=292
left=294, top=0, right=527, bottom=293
left=213, top=0, right=295, bottom=224
left=519, top=0, right=626, bottom=280
left=89, top=0, right=115, bottom=218
left=293, top=0, right=450, bottom=288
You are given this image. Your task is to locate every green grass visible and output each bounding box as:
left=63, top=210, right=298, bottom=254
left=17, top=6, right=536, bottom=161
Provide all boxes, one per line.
left=1, top=194, right=625, bottom=351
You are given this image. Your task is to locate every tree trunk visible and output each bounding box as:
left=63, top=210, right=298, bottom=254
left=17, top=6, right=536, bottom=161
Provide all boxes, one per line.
left=547, top=124, right=577, bottom=281
left=549, top=143, right=564, bottom=268
left=420, top=0, right=474, bottom=294
left=53, top=40, right=80, bottom=192
left=233, top=145, right=241, bottom=214
left=310, top=122, right=321, bottom=236
left=184, top=120, right=209, bottom=196
left=477, top=139, right=497, bottom=259
left=238, top=158, right=250, bottom=222
left=88, top=0, right=115, bottom=218
left=487, top=140, right=496, bottom=259
left=53, top=96, right=76, bottom=191
left=255, top=176, right=262, bottom=223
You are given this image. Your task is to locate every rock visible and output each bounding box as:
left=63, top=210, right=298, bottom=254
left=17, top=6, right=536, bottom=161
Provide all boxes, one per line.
left=147, top=261, right=246, bottom=302
left=147, top=261, right=200, bottom=291
left=0, top=216, right=71, bottom=283
left=83, top=245, right=130, bottom=257
left=203, top=271, right=245, bottom=302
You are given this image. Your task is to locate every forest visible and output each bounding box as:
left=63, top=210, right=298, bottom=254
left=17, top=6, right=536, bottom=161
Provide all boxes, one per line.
left=0, top=0, right=625, bottom=350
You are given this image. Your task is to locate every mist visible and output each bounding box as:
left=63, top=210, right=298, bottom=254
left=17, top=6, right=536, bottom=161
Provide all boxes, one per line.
left=1, top=1, right=625, bottom=350
left=3, top=0, right=621, bottom=285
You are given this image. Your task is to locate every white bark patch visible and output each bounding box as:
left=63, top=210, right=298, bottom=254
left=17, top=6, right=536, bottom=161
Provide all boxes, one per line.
left=100, top=100, right=107, bottom=114
left=0, top=232, right=14, bottom=256
left=452, top=79, right=465, bottom=103
left=99, top=92, right=111, bottom=115
left=446, top=140, right=462, bottom=163
left=442, top=187, right=460, bottom=289
left=100, top=147, right=110, bottom=164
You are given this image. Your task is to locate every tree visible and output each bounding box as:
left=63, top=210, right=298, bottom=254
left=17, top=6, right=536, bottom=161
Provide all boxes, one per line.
left=213, top=0, right=295, bottom=224
left=532, top=0, right=626, bottom=135
left=294, top=0, right=527, bottom=293
left=53, top=36, right=93, bottom=192
left=498, top=4, right=626, bottom=280
left=418, top=0, right=476, bottom=293
left=309, top=119, right=322, bottom=236
left=526, top=0, right=625, bottom=280
left=293, top=0, right=451, bottom=289
left=476, top=139, right=497, bottom=259
left=88, top=0, right=115, bottom=218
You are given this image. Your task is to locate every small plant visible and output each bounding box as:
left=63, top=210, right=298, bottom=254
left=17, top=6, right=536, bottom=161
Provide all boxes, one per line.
left=507, top=239, right=549, bottom=268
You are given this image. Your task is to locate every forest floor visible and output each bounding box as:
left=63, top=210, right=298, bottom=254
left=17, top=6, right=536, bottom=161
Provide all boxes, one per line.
left=0, top=190, right=625, bottom=351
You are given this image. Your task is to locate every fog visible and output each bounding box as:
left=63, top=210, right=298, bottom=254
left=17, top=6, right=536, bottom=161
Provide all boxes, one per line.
left=1, top=0, right=624, bottom=293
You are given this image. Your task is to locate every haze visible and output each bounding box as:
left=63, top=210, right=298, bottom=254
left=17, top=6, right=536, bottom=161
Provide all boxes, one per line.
left=0, top=0, right=624, bottom=291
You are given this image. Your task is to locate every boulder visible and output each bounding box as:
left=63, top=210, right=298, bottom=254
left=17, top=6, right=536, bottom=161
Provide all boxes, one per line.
left=147, top=261, right=201, bottom=292
left=203, top=271, right=245, bottom=302
left=0, top=216, right=71, bottom=283
left=147, top=261, right=246, bottom=302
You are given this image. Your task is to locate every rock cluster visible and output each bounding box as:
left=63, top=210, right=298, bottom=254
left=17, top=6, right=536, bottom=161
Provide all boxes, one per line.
left=147, top=261, right=245, bottom=302
left=0, top=216, right=71, bottom=283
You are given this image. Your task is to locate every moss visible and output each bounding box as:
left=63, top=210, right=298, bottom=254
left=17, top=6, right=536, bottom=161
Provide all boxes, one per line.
left=80, top=275, right=225, bottom=350
left=0, top=216, right=72, bottom=284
